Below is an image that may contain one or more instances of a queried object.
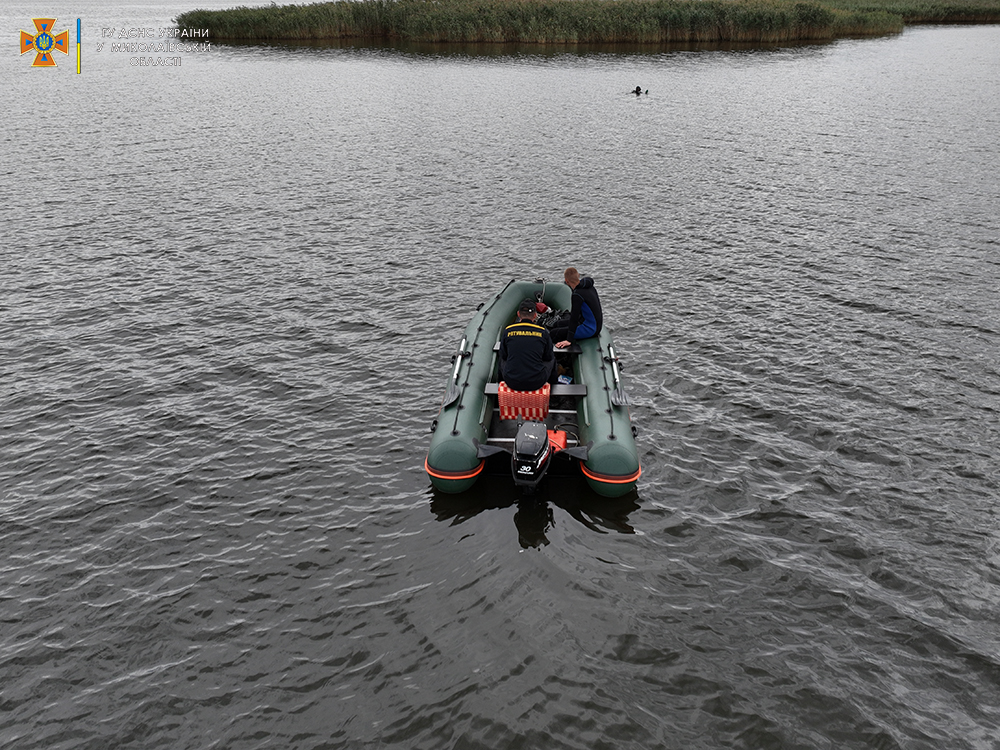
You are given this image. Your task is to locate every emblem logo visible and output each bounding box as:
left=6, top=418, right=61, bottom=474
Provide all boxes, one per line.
left=20, top=18, right=70, bottom=67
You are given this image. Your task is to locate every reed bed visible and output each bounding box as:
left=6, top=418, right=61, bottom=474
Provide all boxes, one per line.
left=821, top=0, right=1000, bottom=22
left=174, top=0, right=1000, bottom=44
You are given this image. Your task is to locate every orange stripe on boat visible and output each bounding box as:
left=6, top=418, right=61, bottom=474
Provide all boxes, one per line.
left=580, top=463, right=642, bottom=484
left=424, top=457, right=486, bottom=481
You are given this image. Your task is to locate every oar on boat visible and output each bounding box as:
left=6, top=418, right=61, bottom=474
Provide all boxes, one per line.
left=607, top=345, right=631, bottom=407
left=441, top=337, right=468, bottom=408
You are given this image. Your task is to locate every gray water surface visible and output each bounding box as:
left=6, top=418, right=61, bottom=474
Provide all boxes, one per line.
left=3, top=5, right=1000, bottom=748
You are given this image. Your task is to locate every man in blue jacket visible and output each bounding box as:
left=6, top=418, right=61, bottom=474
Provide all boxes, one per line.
left=553, top=267, right=603, bottom=349
left=500, top=298, right=558, bottom=391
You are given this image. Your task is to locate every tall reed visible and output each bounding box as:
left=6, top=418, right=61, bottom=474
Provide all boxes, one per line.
left=175, top=0, right=1000, bottom=44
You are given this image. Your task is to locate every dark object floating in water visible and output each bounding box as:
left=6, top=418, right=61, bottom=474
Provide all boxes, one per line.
left=633, top=86, right=648, bottom=95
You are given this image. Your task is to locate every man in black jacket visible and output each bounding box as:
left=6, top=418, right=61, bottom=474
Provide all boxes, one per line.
left=499, top=298, right=558, bottom=391
left=553, top=267, right=603, bottom=349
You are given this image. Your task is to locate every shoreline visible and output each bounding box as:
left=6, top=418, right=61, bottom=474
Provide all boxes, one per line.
left=174, top=0, right=1000, bottom=45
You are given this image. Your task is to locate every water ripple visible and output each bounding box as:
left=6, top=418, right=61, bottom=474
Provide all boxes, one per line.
left=3, top=15, right=1000, bottom=750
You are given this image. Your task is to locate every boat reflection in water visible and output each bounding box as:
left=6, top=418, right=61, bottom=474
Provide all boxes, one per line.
left=430, top=476, right=640, bottom=549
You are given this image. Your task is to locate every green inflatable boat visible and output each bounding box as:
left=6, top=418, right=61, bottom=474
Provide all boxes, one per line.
left=425, top=280, right=640, bottom=498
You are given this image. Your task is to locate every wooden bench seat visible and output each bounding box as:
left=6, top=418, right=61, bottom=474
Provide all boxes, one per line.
left=484, top=382, right=587, bottom=397
left=492, top=341, right=582, bottom=354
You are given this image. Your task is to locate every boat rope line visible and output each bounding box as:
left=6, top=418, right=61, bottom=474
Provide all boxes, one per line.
left=447, top=279, right=517, bottom=436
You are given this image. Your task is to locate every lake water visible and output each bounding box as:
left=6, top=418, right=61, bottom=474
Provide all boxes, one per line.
left=3, top=3, right=1000, bottom=748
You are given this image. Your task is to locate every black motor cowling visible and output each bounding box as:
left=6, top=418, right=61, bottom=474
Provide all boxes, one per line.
left=511, top=421, right=551, bottom=490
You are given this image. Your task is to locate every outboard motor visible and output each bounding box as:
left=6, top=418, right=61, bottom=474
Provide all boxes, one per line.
left=511, top=421, right=551, bottom=490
